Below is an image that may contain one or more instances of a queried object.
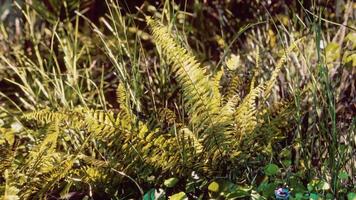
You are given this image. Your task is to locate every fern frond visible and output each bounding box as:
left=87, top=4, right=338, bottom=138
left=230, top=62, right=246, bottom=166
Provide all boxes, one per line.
left=235, top=84, right=265, bottom=140
left=179, top=127, right=203, bottom=155
left=147, top=17, right=232, bottom=160
left=147, top=18, right=219, bottom=130
left=22, top=109, right=67, bottom=126
left=37, top=119, right=59, bottom=153
left=116, top=84, right=132, bottom=119
left=210, top=70, right=223, bottom=103
left=263, top=38, right=303, bottom=100
left=224, top=74, right=242, bottom=105
left=3, top=170, right=19, bottom=200
left=158, top=108, right=176, bottom=125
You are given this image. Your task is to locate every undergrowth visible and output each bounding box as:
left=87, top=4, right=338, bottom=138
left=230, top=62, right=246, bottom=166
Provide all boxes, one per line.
left=0, top=0, right=355, bottom=199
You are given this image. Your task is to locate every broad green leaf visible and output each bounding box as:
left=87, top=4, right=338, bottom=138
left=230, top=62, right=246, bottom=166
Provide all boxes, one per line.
left=257, top=181, right=268, bottom=193
left=348, top=192, right=356, bottom=200
left=143, top=188, right=156, bottom=200
left=264, top=164, right=280, bottom=176
left=294, top=193, right=304, bottom=200
left=309, top=193, right=318, bottom=200
left=143, top=188, right=165, bottom=200
left=289, top=176, right=307, bottom=193
left=169, top=192, right=187, bottom=200
left=338, top=171, right=349, bottom=180
left=226, top=189, right=250, bottom=199
left=208, top=181, right=220, bottom=192
left=164, top=177, right=179, bottom=188
left=261, top=182, right=278, bottom=198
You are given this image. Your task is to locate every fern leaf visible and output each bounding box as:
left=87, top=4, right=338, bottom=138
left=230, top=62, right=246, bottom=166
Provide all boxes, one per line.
left=210, top=70, right=223, bottom=104
left=147, top=17, right=232, bottom=158
left=116, top=84, right=132, bottom=119
left=235, top=84, right=265, bottom=139
left=263, top=38, right=303, bottom=100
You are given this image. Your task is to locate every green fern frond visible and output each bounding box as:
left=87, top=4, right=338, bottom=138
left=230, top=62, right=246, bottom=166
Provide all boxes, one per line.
left=116, top=84, right=132, bottom=119
left=147, top=17, right=220, bottom=129
left=147, top=17, right=232, bottom=160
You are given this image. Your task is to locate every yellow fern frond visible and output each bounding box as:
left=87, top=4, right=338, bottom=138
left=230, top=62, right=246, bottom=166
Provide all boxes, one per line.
left=263, top=38, right=303, bottom=100
left=224, top=74, right=242, bottom=105
left=210, top=70, right=223, bottom=104
left=147, top=17, right=232, bottom=158
left=235, top=84, right=265, bottom=139
left=116, top=84, right=132, bottom=119
left=179, top=127, right=203, bottom=155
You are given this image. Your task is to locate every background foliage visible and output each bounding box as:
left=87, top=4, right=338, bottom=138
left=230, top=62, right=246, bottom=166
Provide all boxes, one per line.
left=0, top=0, right=355, bottom=199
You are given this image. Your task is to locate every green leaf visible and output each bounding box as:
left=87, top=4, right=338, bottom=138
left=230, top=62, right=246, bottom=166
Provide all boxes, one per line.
left=294, top=193, right=304, bottom=200
left=261, top=182, right=278, bottom=198
left=226, top=189, right=250, bottom=199
left=307, top=180, right=318, bottom=192
left=164, top=177, right=179, bottom=188
left=316, top=180, right=330, bottom=191
left=348, top=192, right=356, bottom=200
left=143, top=188, right=165, bottom=200
left=289, top=176, right=307, bottom=193
left=282, top=160, right=292, bottom=167
left=169, top=192, right=187, bottom=200
left=309, top=193, right=318, bottom=200
left=325, top=193, right=333, bottom=200
left=208, top=181, right=220, bottom=193
left=264, top=164, right=280, bottom=176
left=338, top=171, right=349, bottom=180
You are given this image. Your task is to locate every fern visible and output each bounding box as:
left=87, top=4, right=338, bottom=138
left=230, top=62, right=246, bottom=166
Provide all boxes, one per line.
left=147, top=17, right=234, bottom=166
left=263, top=38, right=303, bottom=100
left=0, top=17, right=305, bottom=198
